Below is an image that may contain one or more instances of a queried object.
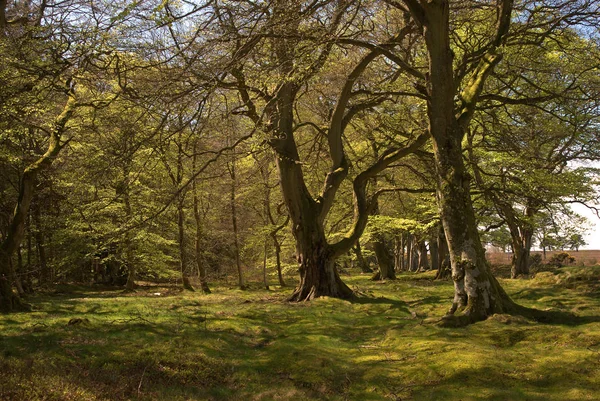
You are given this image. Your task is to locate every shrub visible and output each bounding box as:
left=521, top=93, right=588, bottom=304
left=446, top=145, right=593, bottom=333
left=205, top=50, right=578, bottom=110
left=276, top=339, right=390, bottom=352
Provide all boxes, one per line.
left=548, top=252, right=576, bottom=268
left=529, top=254, right=542, bottom=268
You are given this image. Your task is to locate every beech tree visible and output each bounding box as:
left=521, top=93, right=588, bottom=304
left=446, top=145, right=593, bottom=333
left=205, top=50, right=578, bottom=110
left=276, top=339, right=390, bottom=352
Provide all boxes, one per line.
left=386, top=0, right=600, bottom=322
left=0, top=0, right=91, bottom=310
left=203, top=0, right=428, bottom=300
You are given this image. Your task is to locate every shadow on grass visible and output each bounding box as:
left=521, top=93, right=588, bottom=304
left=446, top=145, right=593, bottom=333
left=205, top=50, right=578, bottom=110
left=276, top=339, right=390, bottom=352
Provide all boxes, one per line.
left=515, top=304, right=600, bottom=326
left=410, top=361, right=600, bottom=401
left=351, top=295, right=410, bottom=311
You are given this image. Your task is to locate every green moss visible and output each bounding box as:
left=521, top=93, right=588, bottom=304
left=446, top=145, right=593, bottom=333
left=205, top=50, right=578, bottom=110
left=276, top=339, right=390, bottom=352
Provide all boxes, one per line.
left=1, top=273, right=599, bottom=400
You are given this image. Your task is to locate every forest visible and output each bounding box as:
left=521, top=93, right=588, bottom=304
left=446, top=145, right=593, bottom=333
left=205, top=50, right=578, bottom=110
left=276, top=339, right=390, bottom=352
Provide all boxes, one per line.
left=1, top=0, right=600, bottom=400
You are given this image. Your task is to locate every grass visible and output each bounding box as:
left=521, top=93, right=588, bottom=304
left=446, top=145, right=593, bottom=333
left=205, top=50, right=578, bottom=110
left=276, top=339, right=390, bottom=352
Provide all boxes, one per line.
left=1, top=267, right=600, bottom=400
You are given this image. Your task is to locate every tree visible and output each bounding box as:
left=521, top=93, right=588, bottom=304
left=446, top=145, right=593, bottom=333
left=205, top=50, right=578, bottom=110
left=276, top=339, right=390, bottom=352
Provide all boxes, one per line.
left=0, top=0, right=83, bottom=310
left=467, top=30, right=600, bottom=278
left=568, top=234, right=586, bottom=252
left=204, top=0, right=427, bottom=300
left=389, top=0, right=600, bottom=322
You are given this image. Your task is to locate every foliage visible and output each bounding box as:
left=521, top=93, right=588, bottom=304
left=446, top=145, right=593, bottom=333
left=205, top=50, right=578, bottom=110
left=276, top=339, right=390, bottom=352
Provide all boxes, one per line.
left=529, top=253, right=543, bottom=268
left=548, top=252, right=576, bottom=268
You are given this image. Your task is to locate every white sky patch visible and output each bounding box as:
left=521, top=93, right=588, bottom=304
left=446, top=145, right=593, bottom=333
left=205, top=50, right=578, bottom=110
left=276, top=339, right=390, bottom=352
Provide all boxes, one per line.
left=572, top=202, right=600, bottom=250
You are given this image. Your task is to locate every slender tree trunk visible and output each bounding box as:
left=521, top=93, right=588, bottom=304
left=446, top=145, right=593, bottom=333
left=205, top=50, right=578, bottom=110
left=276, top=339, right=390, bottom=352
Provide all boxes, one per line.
left=394, top=235, right=402, bottom=272
left=263, top=240, right=270, bottom=290
left=193, top=209, right=211, bottom=294
left=353, top=240, right=372, bottom=273
left=229, top=158, right=245, bottom=290
left=434, top=227, right=451, bottom=279
left=273, top=236, right=286, bottom=286
left=178, top=196, right=194, bottom=291
left=406, top=234, right=413, bottom=272
left=400, top=233, right=406, bottom=271
left=417, top=241, right=430, bottom=271
left=192, top=163, right=211, bottom=293
left=32, top=200, right=49, bottom=285
left=121, top=164, right=137, bottom=291
left=430, top=236, right=439, bottom=273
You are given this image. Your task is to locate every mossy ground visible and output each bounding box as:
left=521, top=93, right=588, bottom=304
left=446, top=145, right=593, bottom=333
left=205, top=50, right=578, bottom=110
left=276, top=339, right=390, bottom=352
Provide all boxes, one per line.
left=1, top=266, right=600, bottom=400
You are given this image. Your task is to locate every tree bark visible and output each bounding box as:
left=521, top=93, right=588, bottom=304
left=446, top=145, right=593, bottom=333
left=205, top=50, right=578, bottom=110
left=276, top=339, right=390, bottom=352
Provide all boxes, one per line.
left=434, top=226, right=451, bottom=279
left=192, top=149, right=211, bottom=294
left=371, top=237, right=396, bottom=280
left=353, top=240, right=372, bottom=273
left=121, top=164, right=137, bottom=291
left=32, top=199, right=50, bottom=285
left=511, top=228, right=533, bottom=278
left=0, top=90, right=75, bottom=312
left=417, top=240, right=429, bottom=271
left=262, top=240, right=270, bottom=290
left=288, top=215, right=353, bottom=301
left=394, top=235, right=403, bottom=272
left=430, top=235, right=439, bottom=272
left=416, top=0, right=516, bottom=321
left=227, top=155, right=245, bottom=290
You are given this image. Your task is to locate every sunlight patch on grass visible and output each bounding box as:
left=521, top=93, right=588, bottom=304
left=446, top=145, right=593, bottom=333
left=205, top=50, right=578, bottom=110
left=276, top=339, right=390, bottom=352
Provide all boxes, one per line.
left=1, top=271, right=600, bottom=400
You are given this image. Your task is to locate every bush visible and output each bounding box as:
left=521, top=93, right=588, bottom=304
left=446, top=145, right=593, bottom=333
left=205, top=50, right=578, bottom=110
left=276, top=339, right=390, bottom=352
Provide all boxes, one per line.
left=529, top=254, right=542, bottom=268
left=548, top=252, right=576, bottom=268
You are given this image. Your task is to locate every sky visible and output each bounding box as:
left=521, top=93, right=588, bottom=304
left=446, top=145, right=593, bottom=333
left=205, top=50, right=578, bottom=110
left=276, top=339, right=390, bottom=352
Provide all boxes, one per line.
left=572, top=203, right=600, bottom=250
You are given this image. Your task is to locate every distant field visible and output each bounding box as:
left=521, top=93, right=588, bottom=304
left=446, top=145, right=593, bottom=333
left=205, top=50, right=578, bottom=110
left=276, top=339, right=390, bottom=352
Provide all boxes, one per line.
left=487, top=249, right=600, bottom=266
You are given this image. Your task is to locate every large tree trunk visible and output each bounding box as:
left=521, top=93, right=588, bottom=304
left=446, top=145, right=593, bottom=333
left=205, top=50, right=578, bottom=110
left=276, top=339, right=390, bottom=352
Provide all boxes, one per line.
left=422, top=0, right=515, bottom=322
left=417, top=240, right=429, bottom=271
left=511, top=227, right=533, bottom=278
left=272, top=76, right=355, bottom=301
left=435, top=147, right=514, bottom=320
left=267, top=6, right=425, bottom=300
left=371, top=237, right=396, bottom=280
left=288, top=217, right=353, bottom=301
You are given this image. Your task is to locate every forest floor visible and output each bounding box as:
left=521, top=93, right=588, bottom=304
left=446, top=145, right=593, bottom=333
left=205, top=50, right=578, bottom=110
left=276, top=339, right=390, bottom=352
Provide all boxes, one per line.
left=1, top=266, right=600, bottom=401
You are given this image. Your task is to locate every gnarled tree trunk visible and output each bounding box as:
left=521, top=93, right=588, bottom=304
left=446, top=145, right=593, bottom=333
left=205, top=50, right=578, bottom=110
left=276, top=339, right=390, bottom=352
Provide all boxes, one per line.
left=371, top=238, right=395, bottom=280
left=416, top=0, right=516, bottom=321
left=288, top=216, right=353, bottom=301
left=0, top=90, right=75, bottom=312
